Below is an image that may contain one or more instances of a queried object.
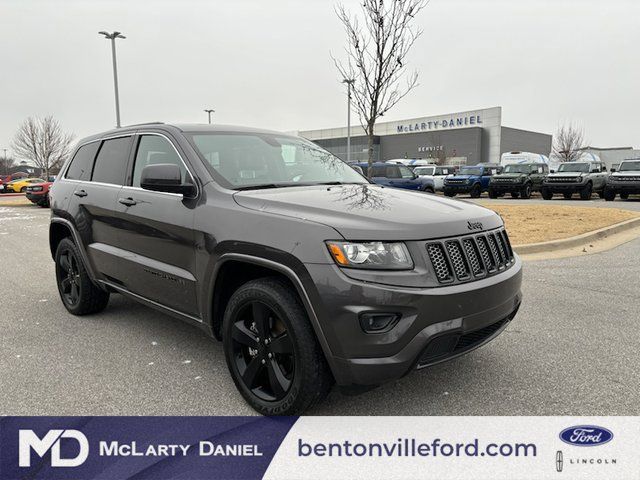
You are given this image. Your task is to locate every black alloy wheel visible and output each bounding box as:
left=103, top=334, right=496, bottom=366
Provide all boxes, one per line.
left=230, top=300, right=294, bottom=402
left=54, top=237, right=110, bottom=315
left=57, top=248, right=82, bottom=307
left=521, top=183, right=532, bottom=199
left=223, top=278, right=333, bottom=415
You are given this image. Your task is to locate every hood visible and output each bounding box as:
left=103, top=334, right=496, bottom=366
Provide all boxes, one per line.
left=233, top=184, right=502, bottom=240
left=493, top=173, right=525, bottom=179
left=448, top=174, right=473, bottom=179
left=612, top=171, right=640, bottom=177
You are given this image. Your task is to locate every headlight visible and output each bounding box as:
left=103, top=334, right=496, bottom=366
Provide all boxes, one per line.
left=326, top=241, right=413, bottom=270
left=466, top=179, right=472, bottom=184
left=576, top=176, right=583, bottom=182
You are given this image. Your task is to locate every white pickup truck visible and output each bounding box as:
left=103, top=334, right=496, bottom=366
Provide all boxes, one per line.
left=413, top=165, right=456, bottom=191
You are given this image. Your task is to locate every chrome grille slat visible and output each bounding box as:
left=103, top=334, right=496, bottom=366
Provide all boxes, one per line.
left=427, top=228, right=514, bottom=285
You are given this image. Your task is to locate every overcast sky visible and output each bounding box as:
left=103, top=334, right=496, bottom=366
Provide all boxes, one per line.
left=1, top=0, right=639, bottom=158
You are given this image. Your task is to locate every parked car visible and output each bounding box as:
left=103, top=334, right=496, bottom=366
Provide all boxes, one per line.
left=386, top=158, right=436, bottom=168
left=488, top=163, right=549, bottom=199
left=3, top=177, right=46, bottom=193
left=25, top=180, right=54, bottom=207
left=604, top=159, right=640, bottom=201
left=0, top=173, right=29, bottom=193
left=49, top=123, right=522, bottom=415
left=443, top=164, right=503, bottom=198
left=413, top=165, right=456, bottom=192
left=541, top=161, right=608, bottom=200
left=356, top=162, right=435, bottom=192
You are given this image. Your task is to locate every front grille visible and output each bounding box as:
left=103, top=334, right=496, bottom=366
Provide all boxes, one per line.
left=613, top=176, right=640, bottom=182
left=547, top=176, right=580, bottom=183
left=445, top=179, right=466, bottom=185
left=493, top=177, right=514, bottom=183
left=426, top=228, right=514, bottom=284
left=426, top=243, right=453, bottom=283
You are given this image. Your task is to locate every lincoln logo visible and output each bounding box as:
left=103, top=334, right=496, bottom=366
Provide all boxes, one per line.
left=467, top=221, right=483, bottom=231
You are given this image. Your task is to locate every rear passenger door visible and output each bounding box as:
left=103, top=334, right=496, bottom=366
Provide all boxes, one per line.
left=111, top=133, right=199, bottom=317
left=65, top=136, right=133, bottom=282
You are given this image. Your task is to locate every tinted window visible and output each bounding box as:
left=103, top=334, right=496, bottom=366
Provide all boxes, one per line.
left=399, top=166, right=414, bottom=179
left=371, top=166, right=387, bottom=177
left=132, top=135, right=187, bottom=187
left=91, top=137, right=132, bottom=185
left=65, top=142, right=100, bottom=181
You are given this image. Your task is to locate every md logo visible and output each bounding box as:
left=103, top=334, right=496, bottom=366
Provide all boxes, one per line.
left=19, top=429, right=89, bottom=467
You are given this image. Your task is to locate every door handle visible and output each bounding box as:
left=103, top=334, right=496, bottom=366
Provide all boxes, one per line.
left=73, top=189, right=88, bottom=197
left=118, top=197, right=137, bottom=206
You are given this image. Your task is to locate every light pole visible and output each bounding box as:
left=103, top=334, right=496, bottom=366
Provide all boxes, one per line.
left=342, top=79, right=355, bottom=163
left=204, top=109, right=215, bottom=124
left=99, top=31, right=126, bottom=128
left=2, top=148, right=7, bottom=175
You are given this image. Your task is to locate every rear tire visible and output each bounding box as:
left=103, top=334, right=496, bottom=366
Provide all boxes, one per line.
left=579, top=182, right=593, bottom=200
left=541, top=188, right=553, bottom=200
left=222, top=277, right=333, bottom=415
left=55, top=238, right=110, bottom=315
left=470, top=183, right=482, bottom=198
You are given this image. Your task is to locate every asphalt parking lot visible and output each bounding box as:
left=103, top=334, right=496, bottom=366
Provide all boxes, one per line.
left=1, top=202, right=639, bottom=416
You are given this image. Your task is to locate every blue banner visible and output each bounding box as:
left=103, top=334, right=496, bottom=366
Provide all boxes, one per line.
left=0, top=416, right=297, bottom=480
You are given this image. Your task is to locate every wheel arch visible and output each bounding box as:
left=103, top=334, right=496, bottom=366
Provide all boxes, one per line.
left=206, top=252, right=338, bottom=378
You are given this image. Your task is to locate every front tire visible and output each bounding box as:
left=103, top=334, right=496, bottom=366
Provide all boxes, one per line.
left=444, top=190, right=456, bottom=197
left=488, top=188, right=498, bottom=199
left=541, top=188, right=553, bottom=200
left=55, top=238, right=110, bottom=315
left=470, top=183, right=482, bottom=198
left=563, top=192, right=573, bottom=199
left=579, top=182, right=593, bottom=200
left=510, top=191, right=520, bottom=199
left=223, top=277, right=333, bottom=415
left=520, top=183, right=532, bottom=199
left=604, top=188, right=616, bottom=201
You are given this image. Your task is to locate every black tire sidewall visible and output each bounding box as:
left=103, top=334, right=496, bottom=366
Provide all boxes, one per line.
left=222, top=279, right=330, bottom=415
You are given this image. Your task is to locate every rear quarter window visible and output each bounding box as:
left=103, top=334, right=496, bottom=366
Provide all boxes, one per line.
left=65, top=142, right=100, bottom=181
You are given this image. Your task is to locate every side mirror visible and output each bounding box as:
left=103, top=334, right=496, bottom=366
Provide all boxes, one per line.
left=550, top=169, right=555, bottom=173
left=140, top=163, right=196, bottom=197
left=610, top=168, right=616, bottom=173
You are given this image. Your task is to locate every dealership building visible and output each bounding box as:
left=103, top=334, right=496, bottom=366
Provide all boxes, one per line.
left=298, top=106, right=552, bottom=165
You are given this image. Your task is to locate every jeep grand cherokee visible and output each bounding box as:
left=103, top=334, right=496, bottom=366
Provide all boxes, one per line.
left=49, top=123, right=523, bottom=415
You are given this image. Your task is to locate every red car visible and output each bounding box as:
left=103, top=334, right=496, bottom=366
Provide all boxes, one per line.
left=25, top=180, right=54, bottom=207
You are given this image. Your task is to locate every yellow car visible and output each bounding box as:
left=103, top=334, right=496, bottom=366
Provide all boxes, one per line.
left=4, top=178, right=45, bottom=193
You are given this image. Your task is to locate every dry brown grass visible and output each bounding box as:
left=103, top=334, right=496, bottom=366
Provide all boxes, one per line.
left=0, top=196, right=31, bottom=207
left=482, top=204, right=640, bottom=245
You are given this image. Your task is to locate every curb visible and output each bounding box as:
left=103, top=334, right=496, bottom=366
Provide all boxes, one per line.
left=513, top=216, right=640, bottom=255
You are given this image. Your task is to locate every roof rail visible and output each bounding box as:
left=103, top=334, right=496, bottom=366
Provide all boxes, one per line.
left=121, top=121, right=165, bottom=127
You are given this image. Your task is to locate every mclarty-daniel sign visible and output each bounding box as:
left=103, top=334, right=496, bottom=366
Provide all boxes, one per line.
left=397, top=114, right=482, bottom=133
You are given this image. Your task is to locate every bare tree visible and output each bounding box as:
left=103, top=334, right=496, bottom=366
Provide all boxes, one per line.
left=11, top=116, right=75, bottom=179
left=334, top=0, right=428, bottom=172
left=0, top=153, right=16, bottom=175
left=552, top=123, right=585, bottom=163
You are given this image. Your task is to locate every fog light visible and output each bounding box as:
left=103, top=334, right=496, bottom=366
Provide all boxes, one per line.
left=359, top=312, right=400, bottom=333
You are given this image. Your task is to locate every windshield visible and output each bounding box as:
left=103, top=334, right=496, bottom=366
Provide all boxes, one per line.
left=558, top=163, right=589, bottom=173
left=504, top=164, right=533, bottom=174
left=619, top=161, right=640, bottom=172
left=188, top=133, right=368, bottom=189
left=414, top=167, right=435, bottom=175
left=459, top=167, right=483, bottom=176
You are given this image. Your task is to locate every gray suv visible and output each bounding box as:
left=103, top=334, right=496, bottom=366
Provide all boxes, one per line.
left=49, top=123, right=523, bottom=415
left=542, top=161, right=608, bottom=200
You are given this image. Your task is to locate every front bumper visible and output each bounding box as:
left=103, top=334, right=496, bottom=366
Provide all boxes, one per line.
left=26, top=192, right=46, bottom=203
left=306, top=256, right=523, bottom=386
left=543, top=182, right=584, bottom=193
left=607, top=184, right=640, bottom=194
left=443, top=184, right=473, bottom=193
left=489, top=183, right=525, bottom=192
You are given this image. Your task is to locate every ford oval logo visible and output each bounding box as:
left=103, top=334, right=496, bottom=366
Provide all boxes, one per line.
left=559, top=426, right=613, bottom=447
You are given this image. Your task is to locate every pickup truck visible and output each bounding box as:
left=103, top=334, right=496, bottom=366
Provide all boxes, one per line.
left=443, top=165, right=502, bottom=198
